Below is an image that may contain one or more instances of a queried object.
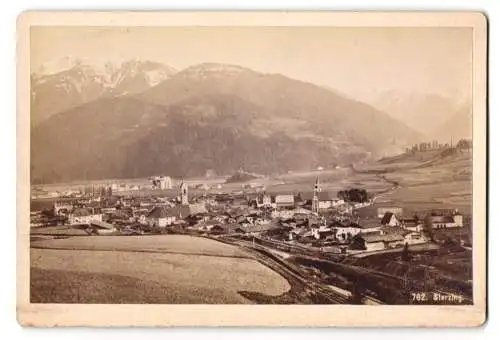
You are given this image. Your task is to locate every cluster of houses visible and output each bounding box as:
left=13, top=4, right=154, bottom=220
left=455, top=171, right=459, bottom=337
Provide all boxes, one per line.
left=31, top=176, right=467, bottom=254
left=31, top=182, right=144, bottom=200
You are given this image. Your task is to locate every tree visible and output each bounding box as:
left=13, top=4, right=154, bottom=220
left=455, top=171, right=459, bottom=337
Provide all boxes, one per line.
left=350, top=234, right=366, bottom=250
left=337, top=188, right=369, bottom=203
left=423, top=215, right=434, bottom=241
left=401, top=242, right=411, bottom=262
left=107, top=186, right=113, bottom=197
left=346, top=232, right=353, bottom=242
left=457, top=139, right=472, bottom=150
left=349, top=280, right=365, bottom=304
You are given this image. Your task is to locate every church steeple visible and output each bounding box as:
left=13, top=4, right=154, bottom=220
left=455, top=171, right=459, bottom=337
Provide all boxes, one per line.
left=180, top=179, right=188, bottom=205
left=312, top=177, right=320, bottom=214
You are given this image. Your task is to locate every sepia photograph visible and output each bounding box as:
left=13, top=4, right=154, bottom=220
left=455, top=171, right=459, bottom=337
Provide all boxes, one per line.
left=17, top=11, right=487, bottom=327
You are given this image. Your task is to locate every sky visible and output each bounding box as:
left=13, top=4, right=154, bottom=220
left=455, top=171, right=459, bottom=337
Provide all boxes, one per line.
left=30, top=26, right=473, bottom=104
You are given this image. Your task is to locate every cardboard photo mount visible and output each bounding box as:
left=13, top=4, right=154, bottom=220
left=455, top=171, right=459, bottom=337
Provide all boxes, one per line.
left=17, top=11, right=487, bottom=327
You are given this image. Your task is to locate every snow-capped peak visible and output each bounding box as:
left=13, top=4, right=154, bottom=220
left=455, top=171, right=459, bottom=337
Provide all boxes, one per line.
left=34, top=56, right=129, bottom=78
left=180, top=62, right=250, bottom=80
left=33, top=57, right=177, bottom=90
left=34, top=56, right=82, bottom=76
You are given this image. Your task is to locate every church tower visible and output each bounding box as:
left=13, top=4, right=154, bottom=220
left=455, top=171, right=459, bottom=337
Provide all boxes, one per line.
left=312, top=177, right=320, bottom=214
left=180, top=180, right=188, bottom=205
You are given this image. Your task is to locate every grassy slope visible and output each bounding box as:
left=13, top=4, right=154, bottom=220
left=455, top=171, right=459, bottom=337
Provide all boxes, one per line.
left=367, top=149, right=473, bottom=215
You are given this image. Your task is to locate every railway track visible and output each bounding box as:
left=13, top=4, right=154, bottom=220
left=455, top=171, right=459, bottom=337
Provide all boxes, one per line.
left=220, top=236, right=349, bottom=304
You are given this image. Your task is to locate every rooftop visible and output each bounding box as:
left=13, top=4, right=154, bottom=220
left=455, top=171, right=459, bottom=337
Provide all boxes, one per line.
left=71, top=207, right=100, bottom=217
left=147, top=206, right=191, bottom=219
left=361, top=233, right=405, bottom=243
left=381, top=212, right=398, bottom=225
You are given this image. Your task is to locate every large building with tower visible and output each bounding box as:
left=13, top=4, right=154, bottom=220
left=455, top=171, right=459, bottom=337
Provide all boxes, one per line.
left=180, top=180, right=189, bottom=205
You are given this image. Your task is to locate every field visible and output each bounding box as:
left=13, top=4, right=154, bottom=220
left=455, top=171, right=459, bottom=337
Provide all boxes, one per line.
left=30, top=235, right=291, bottom=304
left=373, top=181, right=472, bottom=215
left=268, top=168, right=392, bottom=195
left=362, top=150, right=473, bottom=215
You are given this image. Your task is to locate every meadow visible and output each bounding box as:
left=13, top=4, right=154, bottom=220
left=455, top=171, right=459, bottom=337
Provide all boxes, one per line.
left=31, top=235, right=250, bottom=258
left=363, top=150, right=473, bottom=215
left=30, top=235, right=291, bottom=304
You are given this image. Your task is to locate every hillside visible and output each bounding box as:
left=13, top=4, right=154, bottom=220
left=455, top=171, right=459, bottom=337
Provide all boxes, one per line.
left=140, top=63, right=421, bottom=152
left=31, top=63, right=423, bottom=183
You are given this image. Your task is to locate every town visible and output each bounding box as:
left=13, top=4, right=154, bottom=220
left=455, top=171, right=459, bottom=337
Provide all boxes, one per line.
left=31, top=172, right=471, bottom=253
left=30, top=168, right=472, bottom=305
left=31, top=174, right=468, bottom=252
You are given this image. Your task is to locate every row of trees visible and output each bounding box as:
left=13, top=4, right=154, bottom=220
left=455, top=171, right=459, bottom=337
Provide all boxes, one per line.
left=406, top=138, right=472, bottom=153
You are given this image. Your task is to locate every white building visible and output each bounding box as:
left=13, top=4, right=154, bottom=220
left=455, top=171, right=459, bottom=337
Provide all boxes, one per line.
left=430, top=212, right=464, bottom=229
left=159, top=176, right=172, bottom=190
left=333, top=222, right=381, bottom=241
left=404, top=231, right=427, bottom=245
left=359, top=233, right=405, bottom=252
left=275, top=194, right=295, bottom=209
left=255, top=193, right=276, bottom=209
left=68, top=208, right=103, bottom=225
left=380, top=212, right=400, bottom=227
left=53, top=201, right=73, bottom=215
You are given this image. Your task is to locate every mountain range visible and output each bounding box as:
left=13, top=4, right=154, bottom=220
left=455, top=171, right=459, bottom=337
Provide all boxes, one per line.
left=31, top=59, right=467, bottom=184
left=368, top=91, right=472, bottom=142
left=31, top=58, right=177, bottom=125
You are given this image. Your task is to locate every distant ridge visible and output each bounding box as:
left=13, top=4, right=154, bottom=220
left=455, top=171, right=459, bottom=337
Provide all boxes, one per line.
left=31, top=62, right=422, bottom=184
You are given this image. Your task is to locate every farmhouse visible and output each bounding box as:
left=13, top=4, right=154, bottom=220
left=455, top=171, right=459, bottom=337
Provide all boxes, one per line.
left=352, top=233, right=405, bottom=252
left=380, top=212, right=400, bottom=227
left=331, top=221, right=381, bottom=242
left=68, top=207, right=103, bottom=225
left=53, top=201, right=73, bottom=216
left=428, top=211, right=464, bottom=229
left=403, top=231, right=426, bottom=245
left=146, top=206, right=190, bottom=228
left=275, top=194, right=295, bottom=209
left=401, top=218, right=423, bottom=232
